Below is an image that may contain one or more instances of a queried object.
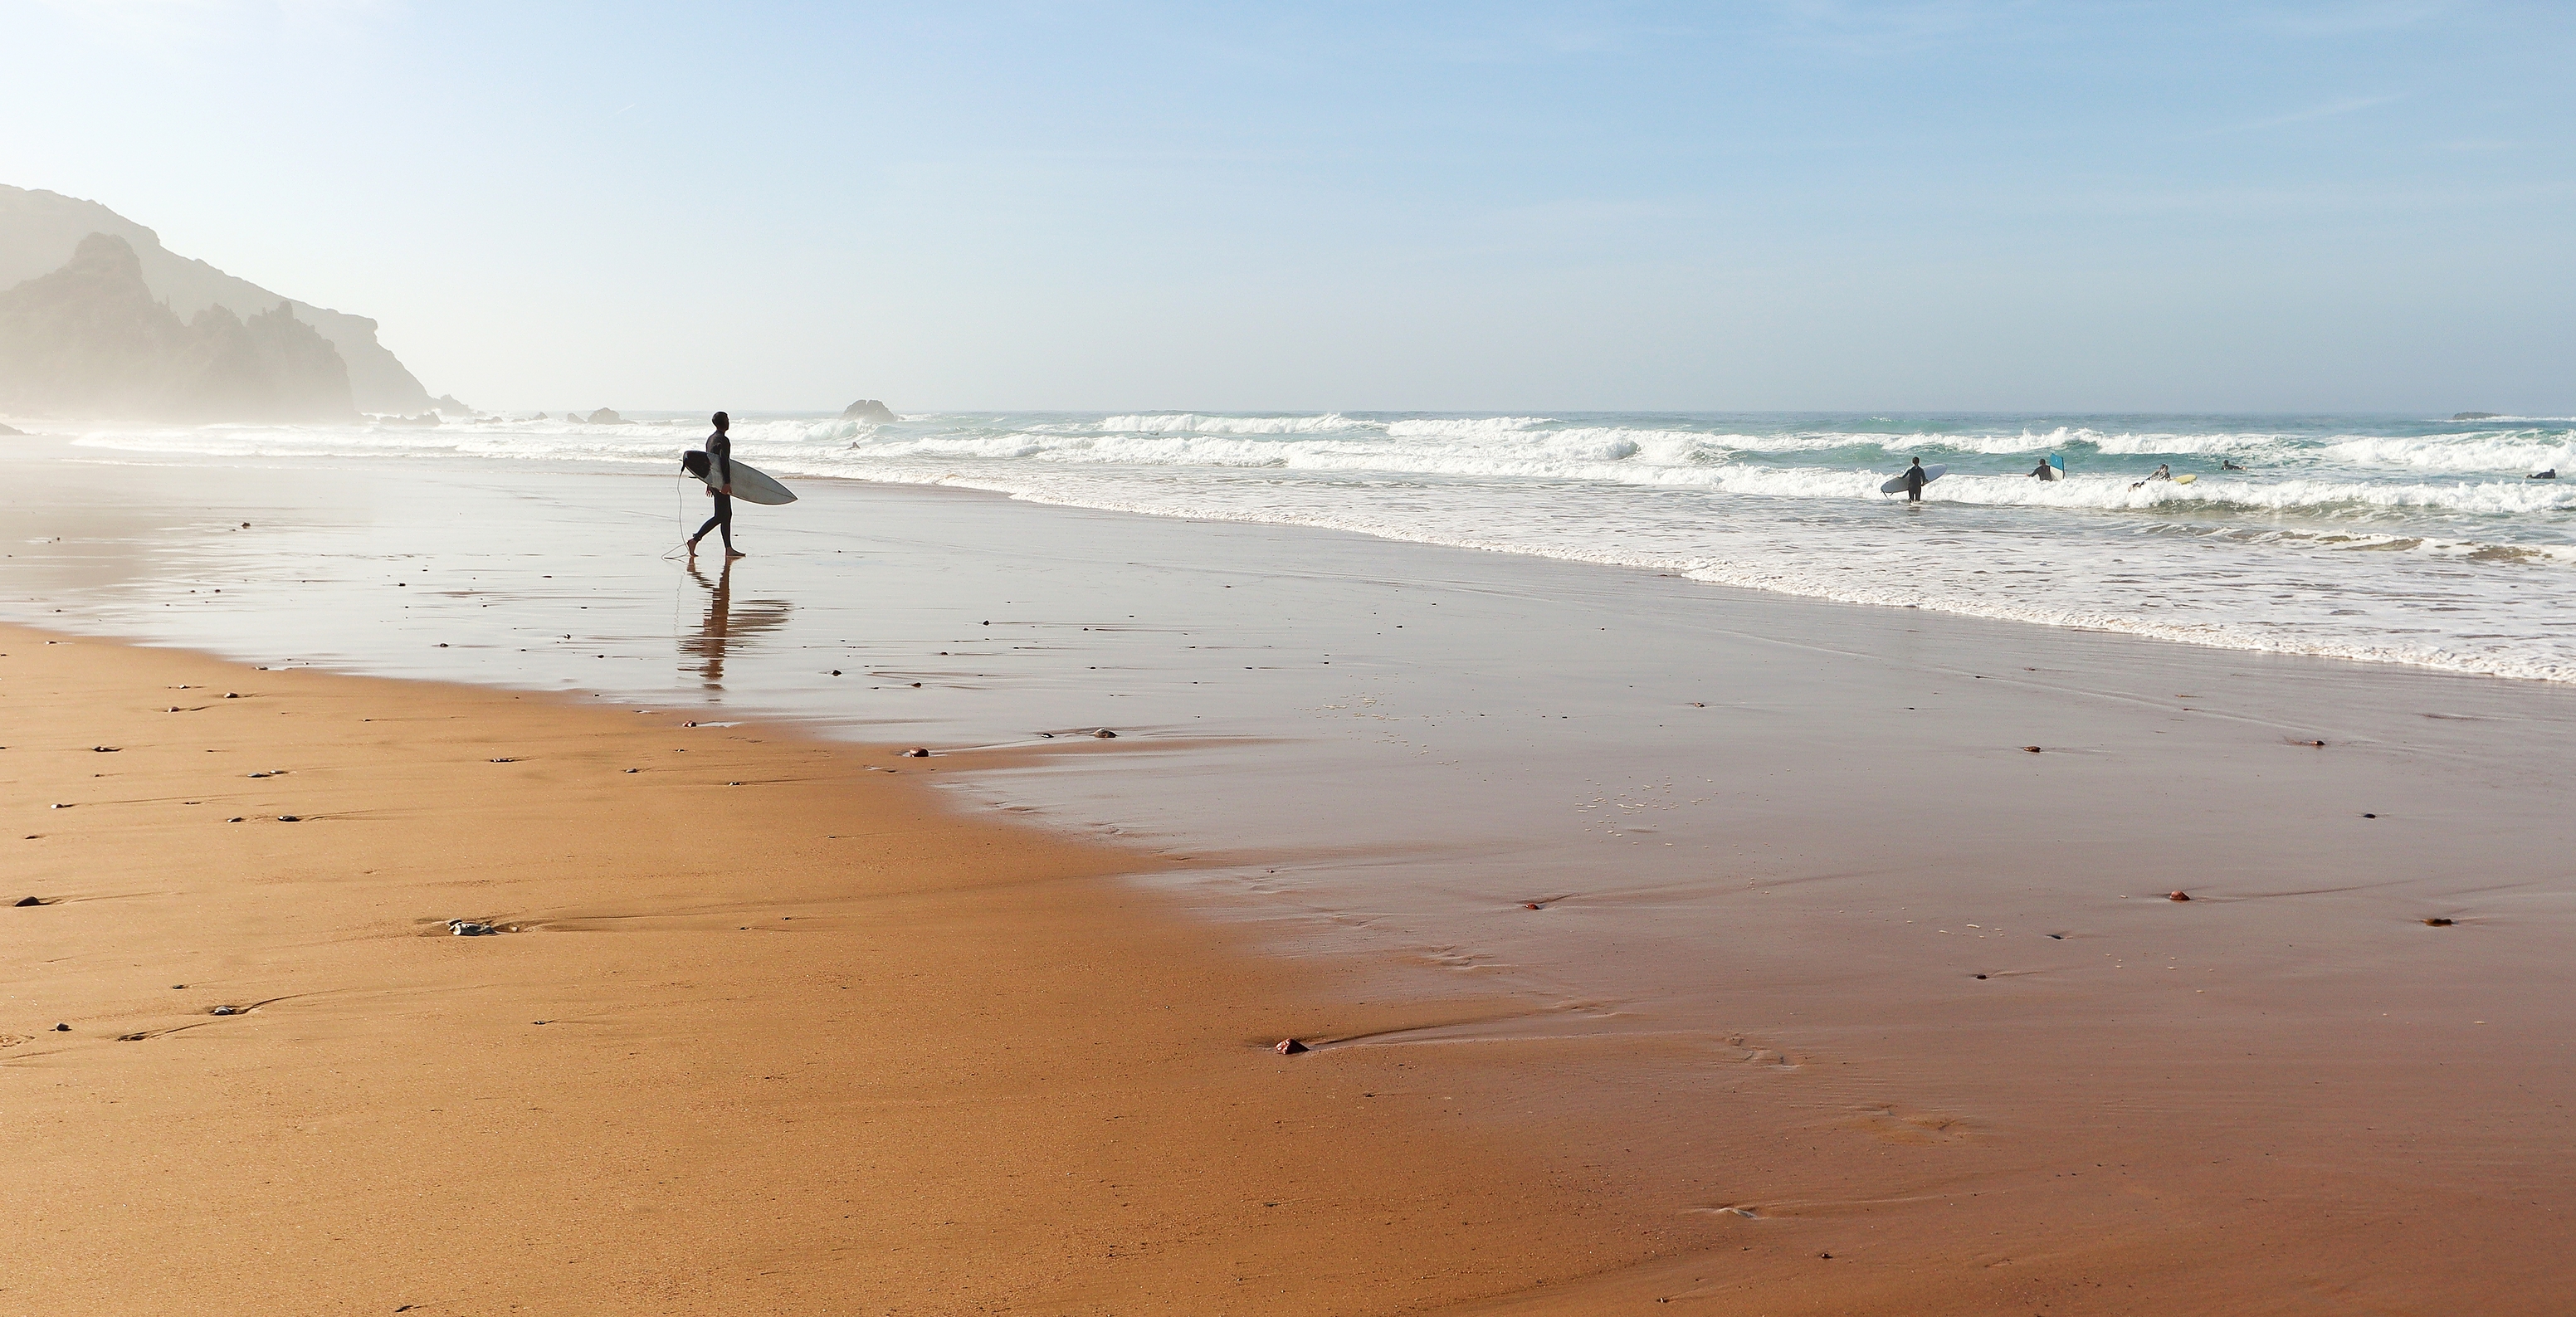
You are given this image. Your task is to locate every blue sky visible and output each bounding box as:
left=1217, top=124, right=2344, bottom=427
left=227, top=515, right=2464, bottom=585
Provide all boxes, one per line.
left=2, top=1, right=2569, bottom=412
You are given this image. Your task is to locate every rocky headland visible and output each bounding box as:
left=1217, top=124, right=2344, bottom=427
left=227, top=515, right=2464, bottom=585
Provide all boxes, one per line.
left=0, top=233, right=354, bottom=422
left=0, top=184, right=441, bottom=417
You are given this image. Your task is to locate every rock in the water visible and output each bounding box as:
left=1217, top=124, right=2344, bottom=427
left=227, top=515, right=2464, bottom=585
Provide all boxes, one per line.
left=840, top=398, right=898, bottom=423
left=431, top=393, right=474, bottom=416
left=2452, top=412, right=2500, bottom=421
left=0, top=422, right=20, bottom=435
left=583, top=407, right=627, bottom=425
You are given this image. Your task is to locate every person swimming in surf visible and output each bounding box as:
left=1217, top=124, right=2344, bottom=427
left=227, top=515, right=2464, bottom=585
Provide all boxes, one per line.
left=1902, top=456, right=1930, bottom=502
left=2222, top=459, right=2246, bottom=471
left=685, top=411, right=746, bottom=559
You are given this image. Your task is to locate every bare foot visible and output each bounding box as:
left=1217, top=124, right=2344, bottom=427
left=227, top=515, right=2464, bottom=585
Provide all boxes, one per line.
left=726, top=549, right=748, bottom=559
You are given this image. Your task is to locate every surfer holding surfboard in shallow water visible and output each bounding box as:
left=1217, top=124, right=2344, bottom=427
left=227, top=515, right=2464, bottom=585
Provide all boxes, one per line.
left=685, top=412, right=747, bottom=559
left=679, top=412, right=798, bottom=559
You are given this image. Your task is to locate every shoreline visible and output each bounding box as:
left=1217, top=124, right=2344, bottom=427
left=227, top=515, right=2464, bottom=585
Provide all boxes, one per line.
left=28, top=412, right=2576, bottom=685
left=7, top=449, right=2575, bottom=1310
left=0, top=624, right=1712, bottom=1313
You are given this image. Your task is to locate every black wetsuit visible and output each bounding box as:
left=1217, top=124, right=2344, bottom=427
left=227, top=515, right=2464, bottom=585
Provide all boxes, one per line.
left=1903, top=463, right=1928, bottom=502
left=692, top=429, right=734, bottom=551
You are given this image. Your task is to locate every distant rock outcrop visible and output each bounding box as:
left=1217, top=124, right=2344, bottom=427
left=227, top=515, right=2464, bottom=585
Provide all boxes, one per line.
left=0, top=422, right=22, bottom=435
left=0, top=233, right=354, bottom=422
left=431, top=393, right=475, bottom=416
left=841, top=398, right=897, bottom=422
left=0, top=184, right=437, bottom=414
left=583, top=407, right=629, bottom=425
left=2453, top=412, right=2500, bottom=421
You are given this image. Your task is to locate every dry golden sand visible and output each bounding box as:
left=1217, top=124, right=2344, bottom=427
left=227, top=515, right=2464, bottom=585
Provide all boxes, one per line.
left=0, top=626, right=1678, bottom=1315
left=3, top=624, right=2566, bottom=1315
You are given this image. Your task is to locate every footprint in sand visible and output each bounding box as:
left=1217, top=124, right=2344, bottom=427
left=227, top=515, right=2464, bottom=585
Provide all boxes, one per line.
left=1841, top=1105, right=1976, bottom=1145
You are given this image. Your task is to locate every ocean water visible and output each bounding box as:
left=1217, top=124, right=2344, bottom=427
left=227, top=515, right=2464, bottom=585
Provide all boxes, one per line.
left=58, top=409, right=2576, bottom=681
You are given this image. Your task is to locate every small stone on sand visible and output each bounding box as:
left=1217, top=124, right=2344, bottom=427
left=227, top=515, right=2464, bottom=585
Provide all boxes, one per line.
left=1525, top=902, right=1544, bottom=910
left=2424, top=917, right=2455, bottom=926
left=12, top=896, right=38, bottom=907
left=2363, top=812, right=2378, bottom=818
left=277, top=815, right=301, bottom=822
left=1094, top=729, right=1119, bottom=739
left=900, top=748, right=929, bottom=757
left=2022, top=745, right=2042, bottom=753
left=211, top=1005, right=237, bottom=1016
left=1275, top=1038, right=1308, bottom=1055
left=52, top=1023, right=68, bottom=1032
left=2168, top=891, right=2192, bottom=901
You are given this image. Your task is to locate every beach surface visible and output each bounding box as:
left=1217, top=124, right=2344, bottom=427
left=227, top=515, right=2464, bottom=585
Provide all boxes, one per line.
left=0, top=626, right=1705, bottom=1315
left=6, top=438, right=2574, bottom=1312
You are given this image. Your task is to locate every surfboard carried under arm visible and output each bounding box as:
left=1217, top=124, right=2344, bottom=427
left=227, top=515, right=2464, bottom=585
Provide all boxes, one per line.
left=687, top=451, right=797, bottom=505
left=1881, top=464, right=1948, bottom=495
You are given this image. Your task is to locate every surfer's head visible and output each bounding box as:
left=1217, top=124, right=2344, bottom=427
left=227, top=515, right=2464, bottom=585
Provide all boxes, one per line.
left=711, top=411, right=729, bottom=432
left=681, top=451, right=711, bottom=478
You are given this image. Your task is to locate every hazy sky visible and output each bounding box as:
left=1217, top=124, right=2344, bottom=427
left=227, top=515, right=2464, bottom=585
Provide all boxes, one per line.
left=3, top=1, right=2570, bottom=412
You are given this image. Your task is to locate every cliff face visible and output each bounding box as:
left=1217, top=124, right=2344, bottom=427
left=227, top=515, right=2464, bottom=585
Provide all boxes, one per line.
left=0, top=233, right=354, bottom=422
left=0, top=184, right=434, bottom=414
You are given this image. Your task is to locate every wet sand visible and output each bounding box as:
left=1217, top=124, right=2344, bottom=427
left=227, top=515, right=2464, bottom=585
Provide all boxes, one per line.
left=7, top=440, right=2576, bottom=1311
left=0, top=626, right=1696, bottom=1314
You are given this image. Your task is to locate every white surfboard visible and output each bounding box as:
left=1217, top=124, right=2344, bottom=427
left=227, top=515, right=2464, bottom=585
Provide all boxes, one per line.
left=1881, top=464, right=1947, bottom=495
left=688, top=453, right=797, bottom=505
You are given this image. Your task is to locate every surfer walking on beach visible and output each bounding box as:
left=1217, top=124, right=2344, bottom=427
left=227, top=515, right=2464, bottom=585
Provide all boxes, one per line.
left=685, top=411, right=745, bottom=559
left=1902, top=456, right=1930, bottom=502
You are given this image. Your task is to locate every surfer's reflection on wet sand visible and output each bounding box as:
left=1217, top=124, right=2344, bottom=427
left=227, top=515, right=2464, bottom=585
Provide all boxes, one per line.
left=681, top=559, right=793, bottom=690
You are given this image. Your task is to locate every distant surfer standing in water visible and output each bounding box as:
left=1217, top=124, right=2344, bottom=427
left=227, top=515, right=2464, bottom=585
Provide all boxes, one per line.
left=683, top=411, right=746, bottom=559
left=1902, top=456, right=1930, bottom=502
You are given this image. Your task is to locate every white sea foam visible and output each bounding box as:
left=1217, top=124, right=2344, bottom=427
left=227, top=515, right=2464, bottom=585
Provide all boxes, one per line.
left=1098, top=412, right=1375, bottom=435
left=57, top=409, right=2576, bottom=684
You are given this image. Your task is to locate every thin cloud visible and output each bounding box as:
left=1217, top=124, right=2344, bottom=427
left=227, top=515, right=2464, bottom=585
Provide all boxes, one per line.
left=2201, top=93, right=2402, bottom=135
